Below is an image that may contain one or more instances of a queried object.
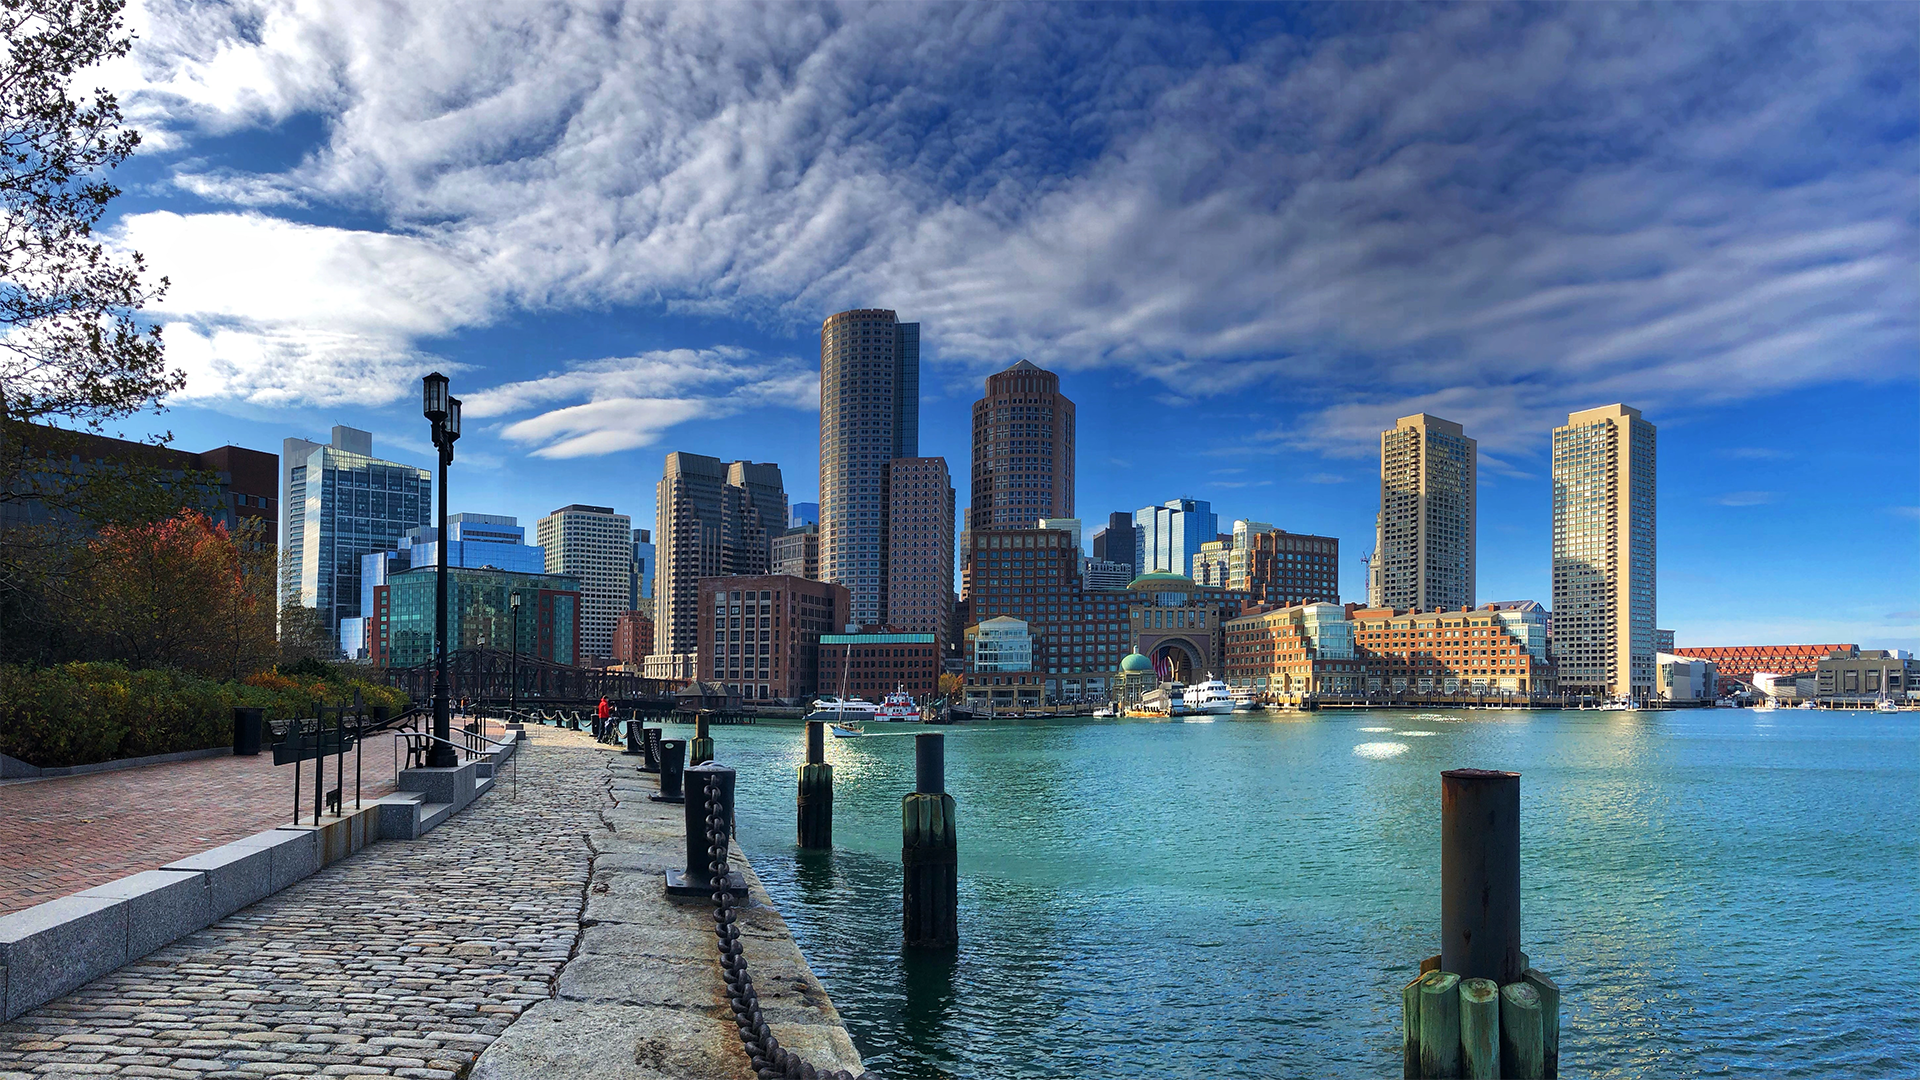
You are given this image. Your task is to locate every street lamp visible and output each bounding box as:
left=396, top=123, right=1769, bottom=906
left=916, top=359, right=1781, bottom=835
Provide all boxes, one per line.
left=510, top=591, right=522, bottom=714
left=422, top=373, right=461, bottom=768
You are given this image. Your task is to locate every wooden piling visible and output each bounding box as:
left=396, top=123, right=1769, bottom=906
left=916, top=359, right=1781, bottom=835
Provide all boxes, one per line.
left=690, top=711, right=714, bottom=767
left=1458, top=978, right=1499, bottom=1079
left=1403, top=973, right=1429, bottom=1078
left=1499, top=981, right=1545, bottom=1079
left=902, top=732, right=957, bottom=949
left=797, top=721, right=832, bottom=850
left=1417, top=971, right=1462, bottom=1079
left=1524, top=968, right=1561, bottom=1078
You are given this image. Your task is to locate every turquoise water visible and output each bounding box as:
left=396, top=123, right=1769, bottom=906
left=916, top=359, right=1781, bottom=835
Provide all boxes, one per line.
left=656, top=709, right=1919, bottom=1078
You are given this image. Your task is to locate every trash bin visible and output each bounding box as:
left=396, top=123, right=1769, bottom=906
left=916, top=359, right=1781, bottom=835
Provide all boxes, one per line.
left=232, top=707, right=266, bottom=756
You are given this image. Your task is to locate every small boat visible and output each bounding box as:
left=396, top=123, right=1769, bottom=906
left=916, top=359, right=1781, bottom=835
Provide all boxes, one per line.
left=1876, top=696, right=1899, bottom=713
left=1091, top=704, right=1118, bottom=718
left=1597, top=700, right=1634, bottom=711
left=872, top=686, right=923, bottom=723
left=1754, top=698, right=1780, bottom=711
left=830, top=723, right=864, bottom=738
left=1796, top=700, right=1818, bottom=710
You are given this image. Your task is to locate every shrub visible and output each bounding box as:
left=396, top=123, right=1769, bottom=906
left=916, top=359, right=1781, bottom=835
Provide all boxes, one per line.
left=0, top=662, right=411, bottom=768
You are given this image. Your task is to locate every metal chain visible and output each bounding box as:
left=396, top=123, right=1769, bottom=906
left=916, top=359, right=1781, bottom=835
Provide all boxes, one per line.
left=705, top=783, right=877, bottom=1080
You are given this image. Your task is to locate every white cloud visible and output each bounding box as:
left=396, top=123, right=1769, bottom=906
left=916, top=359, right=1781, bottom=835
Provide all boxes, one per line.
left=97, top=2, right=1916, bottom=456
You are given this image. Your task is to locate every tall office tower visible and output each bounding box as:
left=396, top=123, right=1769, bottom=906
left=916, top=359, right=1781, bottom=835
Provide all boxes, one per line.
left=1242, top=529, right=1341, bottom=607
left=536, top=504, right=633, bottom=661
left=1370, top=414, right=1476, bottom=612
left=1552, top=404, right=1656, bottom=700
left=791, top=503, right=819, bottom=528
left=887, top=457, right=956, bottom=641
left=1192, top=538, right=1231, bottom=586
left=1090, top=511, right=1140, bottom=580
left=630, top=529, right=655, bottom=614
left=772, top=523, right=819, bottom=579
left=970, top=360, right=1076, bottom=531
left=819, top=308, right=920, bottom=628
left=1037, top=517, right=1082, bottom=554
left=1134, top=498, right=1217, bottom=575
left=281, top=425, right=431, bottom=647
left=654, top=452, right=787, bottom=656
left=403, top=513, right=547, bottom=574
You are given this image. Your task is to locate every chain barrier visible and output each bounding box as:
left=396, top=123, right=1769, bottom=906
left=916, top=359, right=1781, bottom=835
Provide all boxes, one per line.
left=704, top=782, right=876, bottom=1080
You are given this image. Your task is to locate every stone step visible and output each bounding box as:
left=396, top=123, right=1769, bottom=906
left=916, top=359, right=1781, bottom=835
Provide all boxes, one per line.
left=419, top=802, right=456, bottom=833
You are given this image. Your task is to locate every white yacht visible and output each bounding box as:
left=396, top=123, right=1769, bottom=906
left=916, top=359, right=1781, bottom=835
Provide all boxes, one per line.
left=1181, top=675, right=1237, bottom=716
left=806, top=696, right=880, bottom=721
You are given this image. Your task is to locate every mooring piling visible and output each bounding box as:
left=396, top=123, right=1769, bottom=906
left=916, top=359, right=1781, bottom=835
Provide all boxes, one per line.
left=797, top=720, right=833, bottom=850
left=1402, top=768, right=1560, bottom=1079
left=652, top=739, right=686, bottom=803
left=622, top=716, right=642, bottom=755
left=641, top=726, right=662, bottom=773
left=691, top=711, right=714, bottom=767
left=902, top=731, right=958, bottom=949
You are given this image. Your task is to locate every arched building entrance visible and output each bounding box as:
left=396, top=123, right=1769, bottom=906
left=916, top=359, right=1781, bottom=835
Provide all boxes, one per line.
left=1152, top=638, right=1202, bottom=684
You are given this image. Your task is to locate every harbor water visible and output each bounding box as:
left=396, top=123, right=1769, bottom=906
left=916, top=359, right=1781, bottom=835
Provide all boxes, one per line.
left=666, top=708, right=1918, bottom=1078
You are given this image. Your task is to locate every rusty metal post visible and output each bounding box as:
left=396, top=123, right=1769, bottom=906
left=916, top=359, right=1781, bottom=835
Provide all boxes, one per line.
left=1441, top=768, right=1522, bottom=985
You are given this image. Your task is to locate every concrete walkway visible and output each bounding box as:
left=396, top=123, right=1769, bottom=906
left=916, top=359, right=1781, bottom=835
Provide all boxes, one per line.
left=0, top=726, right=863, bottom=1080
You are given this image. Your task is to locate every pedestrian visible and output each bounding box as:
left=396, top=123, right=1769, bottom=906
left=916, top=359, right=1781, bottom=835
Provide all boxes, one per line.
left=596, top=696, right=611, bottom=740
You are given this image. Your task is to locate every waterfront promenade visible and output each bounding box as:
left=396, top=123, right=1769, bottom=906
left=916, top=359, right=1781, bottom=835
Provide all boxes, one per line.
left=0, top=725, right=862, bottom=1079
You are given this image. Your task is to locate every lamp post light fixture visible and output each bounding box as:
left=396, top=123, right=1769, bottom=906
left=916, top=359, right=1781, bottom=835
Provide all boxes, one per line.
left=422, top=373, right=461, bottom=768
left=510, top=591, right=522, bottom=714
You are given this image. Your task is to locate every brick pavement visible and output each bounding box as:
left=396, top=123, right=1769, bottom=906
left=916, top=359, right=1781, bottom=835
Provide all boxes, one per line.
left=0, top=736, right=411, bottom=916
left=0, top=724, right=610, bottom=1080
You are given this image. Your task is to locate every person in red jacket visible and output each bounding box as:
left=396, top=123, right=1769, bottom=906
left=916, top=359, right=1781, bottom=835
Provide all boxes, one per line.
left=596, top=697, right=611, bottom=740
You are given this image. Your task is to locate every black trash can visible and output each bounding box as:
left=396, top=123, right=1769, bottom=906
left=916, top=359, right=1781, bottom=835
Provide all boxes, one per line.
left=232, top=707, right=266, bottom=756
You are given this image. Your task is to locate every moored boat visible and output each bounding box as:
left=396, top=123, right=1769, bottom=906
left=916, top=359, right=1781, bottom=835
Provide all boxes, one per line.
left=872, top=686, right=923, bottom=723
left=1181, top=675, right=1236, bottom=716
left=806, top=696, right=880, bottom=721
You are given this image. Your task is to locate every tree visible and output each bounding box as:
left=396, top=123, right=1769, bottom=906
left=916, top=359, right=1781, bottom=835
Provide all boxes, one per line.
left=937, top=671, right=963, bottom=701
left=72, top=509, right=276, bottom=678
left=0, top=0, right=174, bottom=438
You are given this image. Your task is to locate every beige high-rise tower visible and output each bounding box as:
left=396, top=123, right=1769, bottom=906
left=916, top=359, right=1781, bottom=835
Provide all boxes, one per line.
left=1551, top=404, right=1656, bottom=700
left=1368, top=414, right=1476, bottom=612
left=971, top=360, right=1075, bottom=530
left=819, top=308, right=919, bottom=629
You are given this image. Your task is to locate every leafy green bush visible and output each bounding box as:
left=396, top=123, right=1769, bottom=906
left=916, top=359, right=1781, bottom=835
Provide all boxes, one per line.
left=0, top=662, right=411, bottom=768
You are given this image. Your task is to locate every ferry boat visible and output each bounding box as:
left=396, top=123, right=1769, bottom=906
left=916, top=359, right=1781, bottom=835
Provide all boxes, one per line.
left=871, top=686, right=923, bottom=723
left=806, top=696, right=880, bottom=721
left=1181, top=675, right=1237, bottom=716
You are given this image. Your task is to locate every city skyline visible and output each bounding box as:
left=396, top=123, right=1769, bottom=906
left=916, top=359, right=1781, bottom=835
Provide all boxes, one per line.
left=70, top=4, right=1917, bottom=651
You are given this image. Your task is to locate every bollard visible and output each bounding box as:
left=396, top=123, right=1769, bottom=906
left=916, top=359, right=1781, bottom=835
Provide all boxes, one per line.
left=623, top=718, right=642, bottom=755
left=690, top=711, right=714, bottom=766
left=902, top=732, right=957, bottom=949
left=665, top=762, right=746, bottom=896
left=651, top=739, right=686, bottom=803
left=797, top=721, right=833, bottom=849
left=1441, top=769, right=1522, bottom=985
left=1459, top=978, right=1500, bottom=1079
left=641, top=726, right=662, bottom=773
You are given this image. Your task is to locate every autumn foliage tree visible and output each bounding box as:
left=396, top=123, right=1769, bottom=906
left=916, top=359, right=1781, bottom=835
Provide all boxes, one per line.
left=72, top=510, right=276, bottom=679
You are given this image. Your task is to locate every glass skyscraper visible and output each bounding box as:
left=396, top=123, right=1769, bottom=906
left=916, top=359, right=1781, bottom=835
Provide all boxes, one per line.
left=818, top=308, right=919, bottom=629
left=281, top=426, right=431, bottom=648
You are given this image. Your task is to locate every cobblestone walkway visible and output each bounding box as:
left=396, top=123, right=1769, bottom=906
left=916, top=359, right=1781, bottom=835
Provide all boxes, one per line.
left=0, top=726, right=610, bottom=1080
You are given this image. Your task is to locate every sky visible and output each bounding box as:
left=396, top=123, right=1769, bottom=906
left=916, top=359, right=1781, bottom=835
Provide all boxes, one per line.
left=78, top=1, right=1918, bottom=651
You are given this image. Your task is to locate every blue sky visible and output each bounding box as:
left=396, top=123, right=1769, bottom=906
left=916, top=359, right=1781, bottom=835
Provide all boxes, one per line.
left=86, top=1, right=1917, bottom=650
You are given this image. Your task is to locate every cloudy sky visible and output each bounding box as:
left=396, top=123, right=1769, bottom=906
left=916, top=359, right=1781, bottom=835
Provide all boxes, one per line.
left=93, top=1, right=1917, bottom=649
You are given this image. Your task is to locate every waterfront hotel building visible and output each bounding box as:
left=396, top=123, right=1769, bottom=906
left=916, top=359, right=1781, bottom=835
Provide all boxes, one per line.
left=537, top=503, right=633, bottom=662
left=1349, top=603, right=1554, bottom=696
left=1551, top=404, right=1656, bottom=700
left=696, top=574, right=848, bottom=701
left=962, top=525, right=1134, bottom=700
left=819, top=308, right=919, bottom=628
left=1368, top=414, right=1476, bottom=612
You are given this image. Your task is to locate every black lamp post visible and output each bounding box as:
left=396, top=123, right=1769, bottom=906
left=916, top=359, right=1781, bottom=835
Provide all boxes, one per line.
left=510, top=591, right=522, bottom=713
left=422, top=372, right=461, bottom=768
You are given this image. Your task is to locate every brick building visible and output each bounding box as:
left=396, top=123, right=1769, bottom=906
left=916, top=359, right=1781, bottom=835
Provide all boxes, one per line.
left=961, top=525, right=1136, bottom=700
left=696, top=575, right=849, bottom=702
left=817, top=630, right=941, bottom=703
left=611, top=609, right=655, bottom=665
left=1349, top=604, right=1554, bottom=696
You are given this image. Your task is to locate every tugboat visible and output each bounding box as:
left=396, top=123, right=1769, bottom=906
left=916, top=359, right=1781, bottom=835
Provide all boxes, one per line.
left=872, top=685, right=923, bottom=723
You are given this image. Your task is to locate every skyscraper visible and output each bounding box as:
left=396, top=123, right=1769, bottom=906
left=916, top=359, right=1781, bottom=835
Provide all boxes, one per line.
left=654, top=453, right=787, bottom=657
left=971, top=359, right=1075, bottom=530
left=1552, top=404, right=1656, bottom=700
left=887, top=457, right=955, bottom=642
left=1369, top=414, right=1476, bottom=612
left=536, top=504, right=633, bottom=661
left=819, top=308, right=919, bottom=628
left=1091, top=511, right=1140, bottom=581
left=630, top=528, right=654, bottom=614
left=1134, top=499, right=1217, bottom=576
left=281, top=425, right=431, bottom=648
